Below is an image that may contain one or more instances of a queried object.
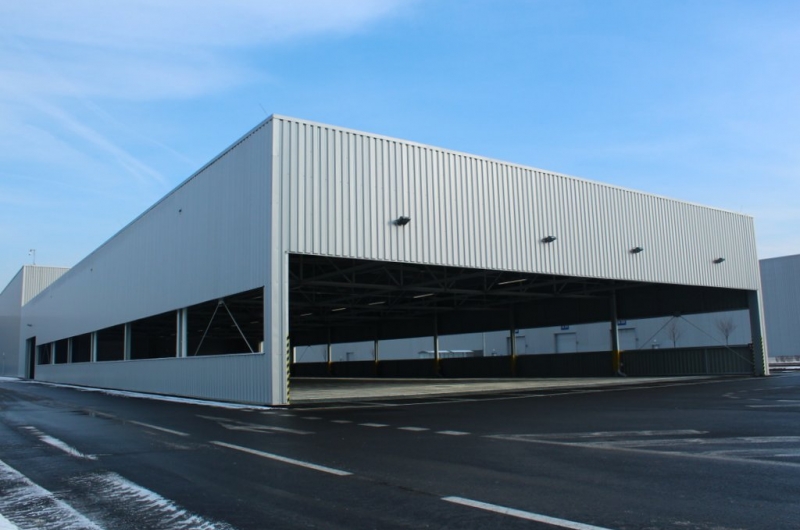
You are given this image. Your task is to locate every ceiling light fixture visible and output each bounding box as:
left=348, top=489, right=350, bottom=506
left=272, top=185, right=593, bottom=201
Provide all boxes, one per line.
left=331, top=307, right=347, bottom=312
left=498, top=278, right=527, bottom=286
left=368, top=300, right=386, bottom=306
left=413, top=293, right=434, bottom=299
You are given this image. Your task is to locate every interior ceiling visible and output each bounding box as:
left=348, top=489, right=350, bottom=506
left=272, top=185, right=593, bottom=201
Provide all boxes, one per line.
left=288, top=254, right=751, bottom=347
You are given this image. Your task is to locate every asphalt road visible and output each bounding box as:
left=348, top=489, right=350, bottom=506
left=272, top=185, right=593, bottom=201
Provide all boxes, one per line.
left=1, top=374, right=799, bottom=530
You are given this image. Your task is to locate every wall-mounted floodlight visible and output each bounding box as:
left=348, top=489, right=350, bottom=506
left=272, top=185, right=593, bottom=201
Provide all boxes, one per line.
left=395, top=216, right=411, bottom=226
left=713, top=257, right=726, bottom=264
left=541, top=235, right=557, bottom=243
left=630, top=246, right=644, bottom=254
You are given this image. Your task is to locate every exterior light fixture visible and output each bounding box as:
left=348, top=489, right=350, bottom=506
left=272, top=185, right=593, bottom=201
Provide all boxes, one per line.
left=395, top=216, right=411, bottom=226
left=630, top=247, right=644, bottom=254
left=713, top=257, right=726, bottom=264
left=498, top=278, right=527, bottom=286
left=541, top=235, right=557, bottom=243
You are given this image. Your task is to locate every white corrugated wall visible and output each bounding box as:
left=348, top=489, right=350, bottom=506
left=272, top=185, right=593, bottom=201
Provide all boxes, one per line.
left=272, top=116, right=759, bottom=291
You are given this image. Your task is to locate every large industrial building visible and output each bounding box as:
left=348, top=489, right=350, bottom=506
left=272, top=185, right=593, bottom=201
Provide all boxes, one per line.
left=0, top=116, right=770, bottom=405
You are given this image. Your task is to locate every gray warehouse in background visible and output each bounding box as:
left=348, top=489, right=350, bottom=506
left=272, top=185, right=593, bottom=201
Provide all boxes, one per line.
left=761, top=254, right=800, bottom=359
left=2, top=116, right=770, bottom=405
left=0, top=266, right=69, bottom=377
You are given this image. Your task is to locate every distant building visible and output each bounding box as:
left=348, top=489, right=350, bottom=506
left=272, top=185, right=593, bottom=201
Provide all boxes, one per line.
left=0, top=266, right=69, bottom=377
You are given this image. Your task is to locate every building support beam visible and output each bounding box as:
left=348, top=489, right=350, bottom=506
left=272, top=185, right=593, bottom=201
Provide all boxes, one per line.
left=433, top=314, right=440, bottom=375
left=610, top=290, right=623, bottom=376
left=90, top=333, right=98, bottom=363
left=176, top=308, right=188, bottom=358
left=123, top=324, right=131, bottom=361
left=509, top=309, right=517, bottom=376
left=748, top=290, right=769, bottom=376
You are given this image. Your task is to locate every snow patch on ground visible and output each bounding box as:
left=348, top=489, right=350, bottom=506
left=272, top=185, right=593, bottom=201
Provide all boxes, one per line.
left=0, top=459, right=103, bottom=530
left=69, top=472, right=235, bottom=530
left=0, top=513, right=19, bottom=530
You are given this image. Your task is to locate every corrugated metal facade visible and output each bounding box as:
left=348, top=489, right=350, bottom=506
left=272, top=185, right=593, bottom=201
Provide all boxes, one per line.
left=35, top=353, right=270, bottom=404
left=23, top=123, right=273, bottom=344
left=16, top=115, right=766, bottom=404
left=20, top=266, right=70, bottom=305
left=272, top=116, right=759, bottom=290
left=760, top=254, right=800, bottom=357
left=22, top=120, right=279, bottom=404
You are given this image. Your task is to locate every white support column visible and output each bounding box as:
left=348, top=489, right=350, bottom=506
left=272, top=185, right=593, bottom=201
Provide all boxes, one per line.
left=176, top=308, right=188, bottom=358
left=748, top=290, right=769, bottom=376
left=266, top=251, right=290, bottom=405
left=90, top=333, right=98, bottom=362
left=123, top=323, right=132, bottom=361
left=67, top=338, right=73, bottom=363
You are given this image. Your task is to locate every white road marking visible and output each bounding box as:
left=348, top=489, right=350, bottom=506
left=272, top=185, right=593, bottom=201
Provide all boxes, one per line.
left=747, top=403, right=800, bottom=408
left=197, top=415, right=313, bottom=435
left=301, top=416, right=322, bottom=420
left=129, top=421, right=190, bottom=437
left=211, top=441, right=352, bottom=476
left=437, top=430, right=470, bottom=436
left=331, top=420, right=353, bottom=424
left=398, top=426, right=429, bottom=432
left=489, top=433, right=800, bottom=469
left=83, top=410, right=117, bottom=420
left=521, top=430, right=707, bottom=439
left=21, top=426, right=98, bottom=460
left=443, top=496, right=612, bottom=530
left=69, top=472, right=234, bottom=529
left=359, top=423, right=389, bottom=428
left=0, top=458, right=104, bottom=530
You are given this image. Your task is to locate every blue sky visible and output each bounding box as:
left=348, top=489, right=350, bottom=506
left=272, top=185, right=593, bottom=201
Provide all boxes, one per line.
left=1, top=1, right=798, bottom=283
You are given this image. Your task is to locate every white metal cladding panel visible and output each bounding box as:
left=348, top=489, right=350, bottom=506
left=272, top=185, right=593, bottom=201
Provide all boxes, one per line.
left=35, top=354, right=271, bottom=404
left=21, top=266, right=69, bottom=305
left=760, top=254, right=800, bottom=356
left=24, top=121, right=273, bottom=344
left=272, top=116, right=759, bottom=290
left=0, top=269, right=23, bottom=376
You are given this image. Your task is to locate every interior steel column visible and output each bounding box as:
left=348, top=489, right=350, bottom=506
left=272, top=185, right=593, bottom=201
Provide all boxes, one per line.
left=373, top=328, right=380, bottom=376
left=748, top=290, right=769, bottom=376
left=610, top=290, right=622, bottom=375
left=326, top=327, right=333, bottom=374
left=433, top=314, right=440, bottom=375
left=176, top=308, right=188, bottom=358
left=123, top=324, right=131, bottom=361
left=90, top=332, right=98, bottom=363
left=509, top=309, right=517, bottom=376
